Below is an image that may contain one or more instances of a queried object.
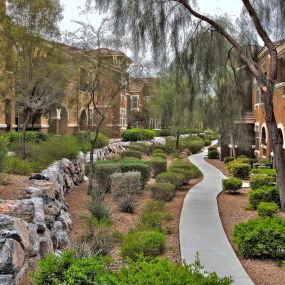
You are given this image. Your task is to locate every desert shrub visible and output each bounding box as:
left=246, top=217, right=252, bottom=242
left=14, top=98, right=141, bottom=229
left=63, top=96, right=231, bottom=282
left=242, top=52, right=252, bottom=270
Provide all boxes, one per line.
left=168, top=167, right=192, bottom=183
left=208, top=150, right=218, bottom=159
left=122, top=128, right=155, bottom=141
left=152, top=153, right=167, bottom=160
left=120, top=162, right=150, bottom=188
left=248, top=185, right=280, bottom=209
left=76, top=132, right=109, bottom=153
left=249, top=174, right=275, bottom=190
left=156, top=171, right=185, bottom=189
left=257, top=159, right=273, bottom=168
left=171, top=159, right=202, bottom=179
left=128, top=142, right=148, bottom=153
left=257, top=202, right=279, bottom=217
left=224, top=157, right=234, bottom=164
left=110, top=171, right=141, bottom=197
left=222, top=178, right=242, bottom=193
left=151, top=144, right=167, bottom=153
left=149, top=158, right=167, bottom=177
left=233, top=217, right=285, bottom=259
left=89, top=198, right=109, bottom=221
left=147, top=183, right=176, bottom=202
left=251, top=168, right=276, bottom=177
left=94, top=163, right=121, bottom=192
left=0, top=137, right=7, bottom=173
left=119, top=195, right=136, bottom=213
left=138, top=200, right=170, bottom=231
left=0, top=173, right=10, bottom=185
left=230, top=163, right=251, bottom=178
left=6, top=156, right=39, bottom=176
left=121, top=150, right=142, bottom=159
left=121, top=230, right=165, bottom=260
left=4, top=131, right=49, bottom=145
left=187, top=140, right=204, bottom=154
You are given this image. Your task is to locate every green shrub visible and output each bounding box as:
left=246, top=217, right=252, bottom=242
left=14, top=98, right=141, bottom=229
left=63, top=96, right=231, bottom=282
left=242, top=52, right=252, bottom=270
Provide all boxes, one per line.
left=128, top=142, right=148, bottom=153
left=257, top=202, right=279, bottom=217
left=251, top=168, right=276, bottom=177
left=122, top=128, right=155, bottom=142
left=121, top=158, right=149, bottom=165
left=203, top=139, right=211, bottom=146
left=89, top=197, right=109, bottom=220
left=152, top=153, right=167, bottom=160
left=0, top=173, right=10, bottom=185
left=168, top=167, right=192, bottom=183
left=208, top=150, right=218, bottom=159
left=121, top=150, right=142, bottom=159
left=233, top=217, right=285, bottom=259
left=257, top=159, right=273, bottom=168
left=120, top=162, right=150, bottom=188
left=119, top=195, right=136, bottom=213
left=207, top=145, right=217, bottom=152
left=149, top=158, right=167, bottom=177
left=110, top=171, right=141, bottom=197
left=230, top=163, right=251, bottom=178
left=151, top=144, right=167, bottom=153
left=147, top=183, right=176, bottom=201
left=139, top=200, right=170, bottom=231
left=156, top=171, right=185, bottom=189
left=76, top=132, right=109, bottom=152
left=94, top=163, right=121, bottom=192
left=121, top=230, right=165, bottom=260
left=153, top=149, right=165, bottom=154
left=6, top=156, right=39, bottom=176
left=248, top=185, right=280, bottom=209
left=4, top=131, right=50, bottom=144
left=224, top=157, right=234, bottom=164
left=250, top=174, right=275, bottom=190
left=0, top=137, right=7, bottom=173
left=222, top=178, right=242, bottom=193
left=187, top=140, right=204, bottom=154
left=171, top=159, right=202, bottom=179
left=156, top=129, right=175, bottom=137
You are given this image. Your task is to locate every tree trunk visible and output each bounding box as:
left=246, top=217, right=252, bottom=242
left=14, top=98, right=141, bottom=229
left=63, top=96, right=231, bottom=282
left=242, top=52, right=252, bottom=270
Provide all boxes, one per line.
left=88, top=139, right=95, bottom=195
left=175, top=129, right=180, bottom=150
left=20, top=111, right=31, bottom=160
left=262, top=87, right=285, bottom=210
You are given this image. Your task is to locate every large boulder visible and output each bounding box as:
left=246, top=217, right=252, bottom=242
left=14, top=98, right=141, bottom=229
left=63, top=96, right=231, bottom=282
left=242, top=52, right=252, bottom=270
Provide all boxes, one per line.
left=51, top=221, right=69, bottom=249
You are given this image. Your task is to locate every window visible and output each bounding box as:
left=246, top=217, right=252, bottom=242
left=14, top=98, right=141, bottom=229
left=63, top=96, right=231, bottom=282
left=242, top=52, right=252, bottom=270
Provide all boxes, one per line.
left=131, top=96, right=139, bottom=109
left=120, top=108, right=126, bottom=128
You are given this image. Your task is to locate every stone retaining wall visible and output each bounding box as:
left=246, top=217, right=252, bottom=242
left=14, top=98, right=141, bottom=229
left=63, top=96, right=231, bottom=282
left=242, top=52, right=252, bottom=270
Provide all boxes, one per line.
left=0, top=141, right=130, bottom=285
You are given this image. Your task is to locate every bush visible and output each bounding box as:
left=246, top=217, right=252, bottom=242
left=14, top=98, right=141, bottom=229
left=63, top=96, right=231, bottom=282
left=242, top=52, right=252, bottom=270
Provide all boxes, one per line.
left=222, top=178, right=242, bottom=193
left=152, top=153, right=167, bottom=160
left=156, top=171, right=185, bottom=189
left=121, top=230, right=165, bottom=260
left=207, top=145, right=217, bottom=152
left=128, top=142, right=148, bottom=153
left=4, top=131, right=49, bottom=144
left=233, top=217, right=285, bottom=259
left=94, top=163, right=121, bottom=193
left=250, top=174, right=275, bottom=190
left=156, top=129, right=175, bottom=137
left=121, top=150, right=142, bottom=159
left=147, top=183, right=176, bottom=202
left=0, top=137, right=7, bottom=173
left=224, top=157, right=234, bottom=164
left=122, top=128, right=155, bottom=141
left=138, top=201, right=170, bottom=231
left=187, top=140, right=204, bottom=154
left=168, top=167, right=192, bottom=184
left=0, top=173, right=10, bottom=185
left=257, top=159, right=273, bottom=168
left=119, top=195, right=136, bottom=213
left=6, top=156, right=39, bottom=176
left=89, top=197, right=109, bottom=220
left=120, top=162, right=150, bottom=188
left=248, top=185, right=280, bottom=209
left=110, top=171, right=141, bottom=197
left=76, top=132, right=109, bottom=152
left=251, top=168, right=276, bottom=177
left=151, top=144, right=167, bottom=153
left=208, top=150, right=218, bottom=159
left=171, top=159, right=202, bottom=179
left=230, top=163, right=251, bottom=178
left=149, top=158, right=167, bottom=177
left=257, top=202, right=279, bottom=217
left=203, top=139, right=211, bottom=146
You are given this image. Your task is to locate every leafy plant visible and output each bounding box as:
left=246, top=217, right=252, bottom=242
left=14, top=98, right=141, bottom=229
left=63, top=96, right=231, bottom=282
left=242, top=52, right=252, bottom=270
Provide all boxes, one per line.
left=149, top=158, right=167, bottom=177
left=257, top=202, right=279, bottom=217
left=122, top=128, right=155, bottom=141
left=222, top=178, right=242, bottom=193
left=156, top=171, right=185, bottom=189
left=208, top=149, right=218, bottom=159
left=250, top=168, right=276, bottom=177
left=250, top=174, right=275, bottom=190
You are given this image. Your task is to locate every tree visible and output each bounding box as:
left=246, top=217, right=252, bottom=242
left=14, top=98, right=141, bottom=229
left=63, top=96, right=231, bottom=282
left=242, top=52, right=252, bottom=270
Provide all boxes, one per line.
left=89, top=0, right=285, bottom=210
left=2, top=0, right=69, bottom=159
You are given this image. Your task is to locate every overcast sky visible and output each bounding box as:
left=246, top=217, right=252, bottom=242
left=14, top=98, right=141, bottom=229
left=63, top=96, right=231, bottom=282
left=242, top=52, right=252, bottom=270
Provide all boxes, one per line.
left=59, top=0, right=243, bottom=33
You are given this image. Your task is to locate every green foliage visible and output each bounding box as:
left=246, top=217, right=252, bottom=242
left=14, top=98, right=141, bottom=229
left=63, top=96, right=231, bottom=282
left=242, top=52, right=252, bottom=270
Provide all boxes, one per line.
left=251, top=168, right=276, bottom=177
left=6, top=156, right=39, bottom=176
left=248, top=186, right=280, bottom=209
left=149, top=158, right=167, bottom=177
left=0, top=136, right=7, bottom=173
left=4, top=131, right=50, bottom=144
left=120, top=162, right=150, bottom=188
left=0, top=173, right=10, bottom=186
left=222, top=178, right=242, bottom=193
left=119, top=195, right=136, bottom=213
left=257, top=202, right=279, bottom=217
left=89, top=198, right=110, bottom=221
left=168, top=167, right=192, bottom=183
left=203, top=138, right=211, bottom=146
left=152, top=149, right=166, bottom=154
left=152, top=152, right=167, bottom=159
left=249, top=174, right=275, bottom=191
left=122, top=128, right=155, bottom=141
left=156, top=171, right=185, bottom=189
left=94, top=163, right=121, bottom=193
left=155, top=129, right=175, bottom=137
left=121, top=150, right=142, bottom=159
left=187, top=140, right=204, bottom=154
left=138, top=200, right=170, bottom=231
left=224, top=157, right=234, bottom=164
left=128, top=142, right=148, bottom=153
left=208, top=150, right=218, bottom=159
left=76, top=132, right=109, bottom=153
left=151, top=144, right=167, bottom=153
left=228, top=162, right=251, bottom=178
left=147, top=183, right=176, bottom=201
left=257, top=160, right=273, bottom=168
left=233, top=217, right=285, bottom=259
left=121, top=230, right=165, bottom=260
left=171, top=159, right=202, bottom=179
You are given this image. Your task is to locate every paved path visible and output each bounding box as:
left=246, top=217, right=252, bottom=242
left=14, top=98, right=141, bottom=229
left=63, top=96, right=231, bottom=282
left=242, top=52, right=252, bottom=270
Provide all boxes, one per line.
left=179, top=146, right=254, bottom=285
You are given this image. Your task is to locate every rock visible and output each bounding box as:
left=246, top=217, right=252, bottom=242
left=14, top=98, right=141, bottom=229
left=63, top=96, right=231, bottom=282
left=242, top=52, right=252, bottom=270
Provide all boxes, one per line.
left=25, top=187, right=44, bottom=197
left=51, top=221, right=69, bottom=249
left=0, top=275, right=13, bottom=285
left=27, top=223, right=39, bottom=257
left=0, top=238, right=25, bottom=274
left=28, top=180, right=56, bottom=200
left=30, top=198, right=46, bottom=231
left=38, top=229, right=53, bottom=258
left=63, top=174, right=74, bottom=192
left=57, top=210, right=72, bottom=230
left=29, top=174, right=49, bottom=181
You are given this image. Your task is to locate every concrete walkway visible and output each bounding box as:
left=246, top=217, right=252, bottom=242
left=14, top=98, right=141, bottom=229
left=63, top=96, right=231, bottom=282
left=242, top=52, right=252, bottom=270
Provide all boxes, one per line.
left=179, top=146, right=254, bottom=285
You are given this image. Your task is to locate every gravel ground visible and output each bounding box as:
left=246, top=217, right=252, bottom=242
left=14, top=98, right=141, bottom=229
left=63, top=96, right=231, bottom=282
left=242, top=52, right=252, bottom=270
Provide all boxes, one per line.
left=207, top=158, right=285, bottom=285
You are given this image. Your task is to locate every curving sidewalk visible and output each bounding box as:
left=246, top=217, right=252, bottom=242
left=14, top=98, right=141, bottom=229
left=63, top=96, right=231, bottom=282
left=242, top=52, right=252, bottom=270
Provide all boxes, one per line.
left=179, top=145, right=254, bottom=285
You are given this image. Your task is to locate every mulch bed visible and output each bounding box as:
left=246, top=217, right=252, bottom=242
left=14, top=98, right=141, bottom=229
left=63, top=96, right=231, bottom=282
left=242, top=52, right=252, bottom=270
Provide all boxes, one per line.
left=207, top=158, right=285, bottom=285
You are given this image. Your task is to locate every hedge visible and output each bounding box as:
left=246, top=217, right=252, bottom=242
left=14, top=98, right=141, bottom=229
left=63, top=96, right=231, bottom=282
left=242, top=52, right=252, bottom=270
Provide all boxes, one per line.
left=168, top=167, right=192, bottom=184
left=121, top=150, right=142, bottom=159
left=152, top=153, right=167, bottom=160
left=208, top=150, right=218, bottom=159
left=230, top=163, right=251, bottom=179
left=257, top=202, right=279, bottom=217
left=233, top=217, right=285, bottom=259
left=122, top=128, right=155, bottom=141
left=128, top=143, right=148, bottom=153
left=187, top=140, right=204, bottom=154
left=156, top=171, right=185, bottom=189
left=249, top=174, right=275, bottom=191
left=250, top=168, right=276, bottom=177
left=149, top=159, right=167, bottom=177
left=224, top=157, right=234, bottom=164
left=222, top=178, right=242, bottom=193
left=147, top=183, right=176, bottom=201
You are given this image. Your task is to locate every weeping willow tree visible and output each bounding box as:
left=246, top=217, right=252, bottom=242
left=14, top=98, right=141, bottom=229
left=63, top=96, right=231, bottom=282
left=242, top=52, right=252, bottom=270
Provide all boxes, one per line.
left=88, top=0, right=285, bottom=210
left=148, top=66, right=198, bottom=148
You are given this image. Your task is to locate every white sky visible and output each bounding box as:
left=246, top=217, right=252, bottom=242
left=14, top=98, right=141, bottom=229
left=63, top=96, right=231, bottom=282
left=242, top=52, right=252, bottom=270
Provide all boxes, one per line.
left=59, top=0, right=243, bottom=33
